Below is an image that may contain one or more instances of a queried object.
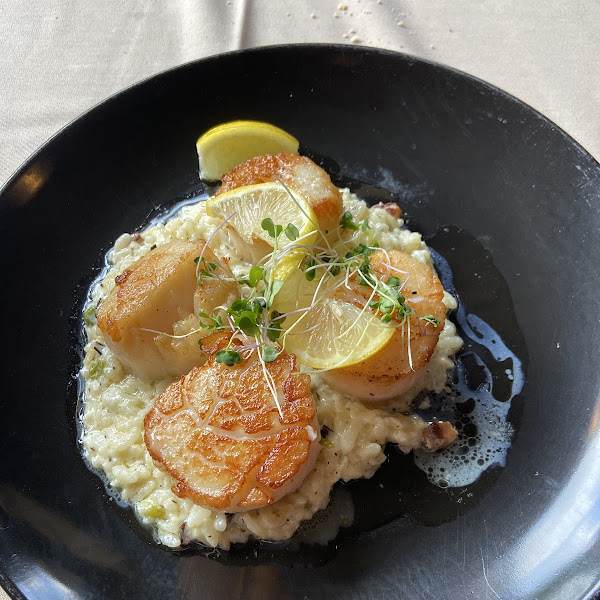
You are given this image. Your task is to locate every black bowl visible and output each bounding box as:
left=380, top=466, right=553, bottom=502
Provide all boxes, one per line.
left=1, top=44, right=599, bottom=600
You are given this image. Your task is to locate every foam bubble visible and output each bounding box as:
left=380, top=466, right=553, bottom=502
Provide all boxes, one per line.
left=414, top=354, right=517, bottom=487
left=413, top=251, right=525, bottom=488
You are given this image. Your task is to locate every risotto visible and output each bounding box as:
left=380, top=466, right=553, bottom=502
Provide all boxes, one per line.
left=79, top=187, right=463, bottom=549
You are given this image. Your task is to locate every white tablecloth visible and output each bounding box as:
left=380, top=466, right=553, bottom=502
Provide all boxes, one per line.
left=1, top=0, right=599, bottom=597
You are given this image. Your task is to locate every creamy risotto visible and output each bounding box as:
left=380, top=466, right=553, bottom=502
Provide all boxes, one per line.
left=80, top=189, right=463, bottom=549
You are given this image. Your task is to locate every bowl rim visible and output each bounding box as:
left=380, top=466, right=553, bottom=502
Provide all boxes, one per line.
left=1, top=42, right=599, bottom=600
left=2, top=42, right=598, bottom=200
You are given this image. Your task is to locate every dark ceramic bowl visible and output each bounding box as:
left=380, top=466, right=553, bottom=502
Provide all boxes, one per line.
left=0, top=45, right=599, bottom=600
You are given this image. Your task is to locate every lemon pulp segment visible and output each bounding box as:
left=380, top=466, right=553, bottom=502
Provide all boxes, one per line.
left=206, top=182, right=317, bottom=282
left=281, top=296, right=395, bottom=370
left=273, top=269, right=395, bottom=370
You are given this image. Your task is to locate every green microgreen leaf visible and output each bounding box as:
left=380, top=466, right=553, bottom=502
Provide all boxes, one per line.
left=357, top=255, right=375, bottom=286
left=386, top=276, right=402, bottom=288
left=267, top=310, right=285, bottom=341
left=249, top=265, right=264, bottom=288
left=284, top=223, right=299, bottom=241
left=262, top=345, right=279, bottom=363
left=420, top=314, right=441, bottom=327
left=215, top=349, right=242, bottom=366
left=382, top=297, right=396, bottom=310
left=198, top=311, right=223, bottom=330
left=261, top=218, right=283, bottom=239
left=361, top=219, right=370, bottom=231
left=230, top=299, right=249, bottom=313
left=304, top=256, right=316, bottom=281
left=271, top=279, right=284, bottom=296
left=253, top=298, right=266, bottom=312
left=235, top=310, right=260, bottom=336
left=197, top=311, right=213, bottom=328
left=195, top=256, right=218, bottom=285
left=340, top=211, right=359, bottom=230
left=264, top=279, right=284, bottom=308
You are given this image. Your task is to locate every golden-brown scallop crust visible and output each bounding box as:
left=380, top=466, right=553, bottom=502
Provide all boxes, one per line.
left=144, top=332, right=321, bottom=512
left=217, top=153, right=343, bottom=241
left=96, top=239, right=237, bottom=379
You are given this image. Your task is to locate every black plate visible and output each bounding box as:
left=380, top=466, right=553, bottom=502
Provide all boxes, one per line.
left=1, top=44, right=599, bottom=600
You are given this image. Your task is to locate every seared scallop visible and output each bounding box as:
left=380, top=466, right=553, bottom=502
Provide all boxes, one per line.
left=217, top=153, right=344, bottom=243
left=322, top=249, right=446, bottom=401
left=97, top=239, right=237, bottom=379
left=144, top=332, right=321, bottom=512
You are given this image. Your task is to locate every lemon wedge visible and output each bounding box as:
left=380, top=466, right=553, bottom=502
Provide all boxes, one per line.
left=197, top=120, right=299, bottom=181
left=272, top=268, right=395, bottom=370
left=206, top=182, right=317, bottom=280
left=280, top=294, right=395, bottom=370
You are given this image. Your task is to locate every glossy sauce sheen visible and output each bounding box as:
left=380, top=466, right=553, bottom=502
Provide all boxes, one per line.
left=412, top=228, right=525, bottom=488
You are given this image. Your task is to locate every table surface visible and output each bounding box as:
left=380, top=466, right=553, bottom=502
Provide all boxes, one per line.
left=1, top=1, right=599, bottom=598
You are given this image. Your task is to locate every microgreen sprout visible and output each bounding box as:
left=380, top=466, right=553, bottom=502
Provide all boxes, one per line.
left=340, top=211, right=358, bottom=230
left=248, top=265, right=264, bottom=287
left=340, top=211, right=370, bottom=232
left=261, top=218, right=300, bottom=246
left=198, top=311, right=224, bottom=330
left=262, top=345, right=279, bottom=362
left=264, top=279, right=284, bottom=308
left=303, top=256, right=317, bottom=281
left=266, top=310, right=286, bottom=341
left=215, top=349, right=242, bottom=366
left=361, top=273, right=414, bottom=328
left=194, top=256, right=218, bottom=284
left=284, top=223, right=299, bottom=241
left=420, top=314, right=441, bottom=327
left=261, top=218, right=283, bottom=239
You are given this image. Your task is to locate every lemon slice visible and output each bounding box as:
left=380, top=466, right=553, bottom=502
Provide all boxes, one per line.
left=197, top=120, right=299, bottom=181
left=206, top=182, right=317, bottom=280
left=280, top=295, right=395, bottom=370
left=272, top=268, right=321, bottom=315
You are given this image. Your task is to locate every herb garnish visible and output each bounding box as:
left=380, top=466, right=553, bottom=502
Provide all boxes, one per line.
left=184, top=196, right=437, bottom=377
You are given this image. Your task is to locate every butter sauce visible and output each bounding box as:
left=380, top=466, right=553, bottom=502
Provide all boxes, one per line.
left=413, top=225, right=526, bottom=488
